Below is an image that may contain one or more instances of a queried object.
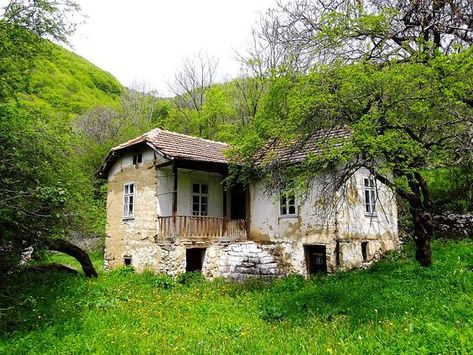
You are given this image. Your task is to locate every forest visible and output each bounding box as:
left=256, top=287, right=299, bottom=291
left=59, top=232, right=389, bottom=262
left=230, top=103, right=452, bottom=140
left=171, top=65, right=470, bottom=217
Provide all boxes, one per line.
left=0, top=0, right=472, bottom=353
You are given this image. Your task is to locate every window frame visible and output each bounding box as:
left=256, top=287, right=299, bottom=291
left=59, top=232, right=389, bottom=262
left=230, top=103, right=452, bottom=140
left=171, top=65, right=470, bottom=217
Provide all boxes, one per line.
left=363, top=177, right=377, bottom=217
left=191, top=182, right=209, bottom=217
left=279, top=189, right=297, bottom=218
left=123, top=182, right=136, bottom=219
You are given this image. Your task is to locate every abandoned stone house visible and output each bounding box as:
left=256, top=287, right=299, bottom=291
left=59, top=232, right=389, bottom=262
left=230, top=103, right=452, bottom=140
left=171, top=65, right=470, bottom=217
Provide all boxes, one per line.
left=98, top=128, right=399, bottom=279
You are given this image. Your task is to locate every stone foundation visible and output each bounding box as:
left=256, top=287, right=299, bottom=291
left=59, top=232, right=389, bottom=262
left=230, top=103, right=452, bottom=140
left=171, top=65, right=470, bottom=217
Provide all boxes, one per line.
left=105, top=238, right=399, bottom=279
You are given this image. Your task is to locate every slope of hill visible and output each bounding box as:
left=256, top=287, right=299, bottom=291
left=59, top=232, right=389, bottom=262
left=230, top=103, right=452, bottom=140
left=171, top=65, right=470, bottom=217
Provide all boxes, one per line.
left=23, top=42, right=124, bottom=118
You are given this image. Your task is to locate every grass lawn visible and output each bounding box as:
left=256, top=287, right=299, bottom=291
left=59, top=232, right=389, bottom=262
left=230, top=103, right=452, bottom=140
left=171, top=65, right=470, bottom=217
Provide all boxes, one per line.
left=0, top=240, right=472, bottom=354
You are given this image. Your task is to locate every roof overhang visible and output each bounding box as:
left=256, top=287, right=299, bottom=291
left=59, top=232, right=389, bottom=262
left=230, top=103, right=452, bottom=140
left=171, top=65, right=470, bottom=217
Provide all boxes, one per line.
left=96, top=139, right=230, bottom=179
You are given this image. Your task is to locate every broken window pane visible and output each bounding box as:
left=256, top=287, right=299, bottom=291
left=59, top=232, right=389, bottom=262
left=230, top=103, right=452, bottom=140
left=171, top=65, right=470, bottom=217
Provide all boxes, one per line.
left=288, top=205, right=296, bottom=215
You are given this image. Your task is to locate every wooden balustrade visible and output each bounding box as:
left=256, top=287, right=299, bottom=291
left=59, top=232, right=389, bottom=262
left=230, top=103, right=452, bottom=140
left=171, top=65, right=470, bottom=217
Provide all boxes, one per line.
left=157, top=215, right=247, bottom=240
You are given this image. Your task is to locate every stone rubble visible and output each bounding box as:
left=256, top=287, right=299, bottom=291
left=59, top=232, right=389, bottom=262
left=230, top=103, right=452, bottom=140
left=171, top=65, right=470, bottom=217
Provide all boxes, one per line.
left=433, top=213, right=473, bottom=238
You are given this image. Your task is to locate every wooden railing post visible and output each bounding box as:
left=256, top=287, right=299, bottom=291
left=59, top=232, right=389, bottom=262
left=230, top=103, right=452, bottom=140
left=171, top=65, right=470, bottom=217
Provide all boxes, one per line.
left=156, top=215, right=247, bottom=240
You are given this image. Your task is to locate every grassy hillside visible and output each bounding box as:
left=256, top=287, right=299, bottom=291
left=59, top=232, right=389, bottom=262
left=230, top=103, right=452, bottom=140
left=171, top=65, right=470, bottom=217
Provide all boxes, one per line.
left=0, top=240, right=471, bottom=354
left=20, top=42, right=123, bottom=119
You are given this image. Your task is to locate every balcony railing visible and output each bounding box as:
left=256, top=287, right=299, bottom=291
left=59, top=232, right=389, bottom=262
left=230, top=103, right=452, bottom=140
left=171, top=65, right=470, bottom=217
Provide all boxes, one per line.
left=157, top=215, right=247, bottom=240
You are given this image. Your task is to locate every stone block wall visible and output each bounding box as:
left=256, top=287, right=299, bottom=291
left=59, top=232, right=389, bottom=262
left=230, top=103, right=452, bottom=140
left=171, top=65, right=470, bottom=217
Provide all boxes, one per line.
left=105, top=238, right=399, bottom=278
left=433, top=213, right=473, bottom=238
left=203, top=242, right=299, bottom=279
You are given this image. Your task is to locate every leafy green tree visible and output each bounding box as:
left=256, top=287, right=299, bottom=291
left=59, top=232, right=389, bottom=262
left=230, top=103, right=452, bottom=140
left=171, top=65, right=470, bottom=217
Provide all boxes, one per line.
left=233, top=49, right=473, bottom=266
left=199, top=85, right=237, bottom=140
left=0, top=1, right=97, bottom=276
left=2, top=0, right=80, bottom=43
left=234, top=0, right=473, bottom=266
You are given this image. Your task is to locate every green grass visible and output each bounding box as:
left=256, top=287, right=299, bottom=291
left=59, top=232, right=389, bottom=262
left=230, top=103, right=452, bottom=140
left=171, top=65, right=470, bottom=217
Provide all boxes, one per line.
left=1, top=240, right=472, bottom=354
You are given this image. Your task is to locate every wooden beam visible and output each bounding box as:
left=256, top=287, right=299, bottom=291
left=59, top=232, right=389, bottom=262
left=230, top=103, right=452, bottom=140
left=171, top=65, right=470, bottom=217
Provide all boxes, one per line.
left=174, top=159, right=228, bottom=176
left=222, top=183, right=227, bottom=236
left=245, top=186, right=251, bottom=240
left=172, top=161, right=178, bottom=236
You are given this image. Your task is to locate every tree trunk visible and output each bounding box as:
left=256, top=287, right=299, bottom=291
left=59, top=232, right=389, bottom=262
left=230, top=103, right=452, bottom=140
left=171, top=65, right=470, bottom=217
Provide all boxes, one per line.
left=412, top=210, right=433, bottom=266
left=46, top=238, right=98, bottom=277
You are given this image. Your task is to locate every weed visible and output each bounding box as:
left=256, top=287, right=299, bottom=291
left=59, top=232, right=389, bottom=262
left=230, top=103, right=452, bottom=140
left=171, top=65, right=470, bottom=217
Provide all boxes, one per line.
left=0, top=240, right=471, bottom=354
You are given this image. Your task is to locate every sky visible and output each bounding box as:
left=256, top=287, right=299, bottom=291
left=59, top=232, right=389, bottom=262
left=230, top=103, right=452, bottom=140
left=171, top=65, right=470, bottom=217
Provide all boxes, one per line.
left=68, top=0, right=279, bottom=96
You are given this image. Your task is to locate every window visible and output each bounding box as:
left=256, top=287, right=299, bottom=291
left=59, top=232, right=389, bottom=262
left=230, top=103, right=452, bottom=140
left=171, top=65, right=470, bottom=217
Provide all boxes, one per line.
left=280, top=192, right=296, bottom=217
left=361, top=242, right=369, bottom=262
left=123, top=255, right=132, bottom=266
left=132, top=153, right=142, bottom=166
left=123, top=183, right=135, bottom=218
left=192, top=183, right=208, bottom=216
left=364, top=178, right=376, bottom=216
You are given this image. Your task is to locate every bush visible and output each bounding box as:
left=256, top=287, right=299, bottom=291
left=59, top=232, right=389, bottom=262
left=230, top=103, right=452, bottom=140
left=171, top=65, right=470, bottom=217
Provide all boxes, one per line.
left=152, top=274, right=176, bottom=289
left=176, top=271, right=205, bottom=285
left=110, top=265, right=134, bottom=277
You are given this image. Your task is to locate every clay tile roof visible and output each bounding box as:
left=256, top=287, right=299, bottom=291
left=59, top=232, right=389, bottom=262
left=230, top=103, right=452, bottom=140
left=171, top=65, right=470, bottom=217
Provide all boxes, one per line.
left=113, top=128, right=228, bottom=164
left=255, top=126, right=351, bottom=166
left=98, top=126, right=350, bottom=178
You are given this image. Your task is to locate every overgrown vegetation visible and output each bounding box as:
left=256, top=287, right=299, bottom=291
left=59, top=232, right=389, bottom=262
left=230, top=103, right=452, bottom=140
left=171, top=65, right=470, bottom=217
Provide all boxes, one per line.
left=0, top=18, right=121, bottom=272
left=2, top=0, right=472, bottom=273
left=0, top=240, right=471, bottom=354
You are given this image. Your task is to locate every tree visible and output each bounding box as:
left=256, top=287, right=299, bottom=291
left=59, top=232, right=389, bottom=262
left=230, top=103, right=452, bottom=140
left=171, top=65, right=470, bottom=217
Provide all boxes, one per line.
left=0, top=0, right=98, bottom=277
left=233, top=48, right=473, bottom=267
left=235, top=0, right=473, bottom=266
left=168, top=53, right=218, bottom=136
left=256, top=0, right=473, bottom=70
left=120, top=83, right=161, bottom=128
left=1, top=0, right=81, bottom=43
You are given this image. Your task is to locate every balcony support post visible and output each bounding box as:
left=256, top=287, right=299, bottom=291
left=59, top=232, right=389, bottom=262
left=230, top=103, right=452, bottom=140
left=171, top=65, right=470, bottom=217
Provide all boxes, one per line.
left=172, top=161, right=178, bottom=237
left=222, top=184, right=227, bottom=236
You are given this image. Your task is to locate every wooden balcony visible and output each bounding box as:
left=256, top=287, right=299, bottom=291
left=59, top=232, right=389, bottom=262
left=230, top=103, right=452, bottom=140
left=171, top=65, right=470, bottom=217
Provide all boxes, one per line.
left=157, top=215, right=247, bottom=241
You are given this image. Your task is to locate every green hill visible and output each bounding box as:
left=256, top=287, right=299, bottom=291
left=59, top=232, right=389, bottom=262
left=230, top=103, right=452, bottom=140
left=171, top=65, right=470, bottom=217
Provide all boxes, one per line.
left=20, top=41, right=124, bottom=119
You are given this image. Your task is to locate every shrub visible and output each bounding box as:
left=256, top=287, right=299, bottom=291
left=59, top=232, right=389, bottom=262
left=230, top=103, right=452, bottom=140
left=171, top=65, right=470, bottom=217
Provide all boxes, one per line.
left=110, top=265, right=134, bottom=277
left=152, top=274, right=176, bottom=289
left=176, top=271, right=205, bottom=285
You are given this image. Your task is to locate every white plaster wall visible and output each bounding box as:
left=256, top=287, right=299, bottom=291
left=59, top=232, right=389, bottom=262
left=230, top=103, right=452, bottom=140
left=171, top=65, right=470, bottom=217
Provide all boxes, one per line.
left=157, top=167, right=226, bottom=218
left=248, top=168, right=399, bottom=271
left=337, top=167, right=398, bottom=240
left=249, top=180, right=337, bottom=243
left=335, top=167, right=399, bottom=268
left=108, top=147, right=163, bottom=179
left=156, top=166, right=173, bottom=217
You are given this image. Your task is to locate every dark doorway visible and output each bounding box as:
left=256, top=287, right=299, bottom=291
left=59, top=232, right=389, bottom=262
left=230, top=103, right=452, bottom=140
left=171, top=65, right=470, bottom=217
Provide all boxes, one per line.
left=305, top=245, right=327, bottom=274
left=230, top=184, right=246, bottom=220
left=186, top=248, right=206, bottom=272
